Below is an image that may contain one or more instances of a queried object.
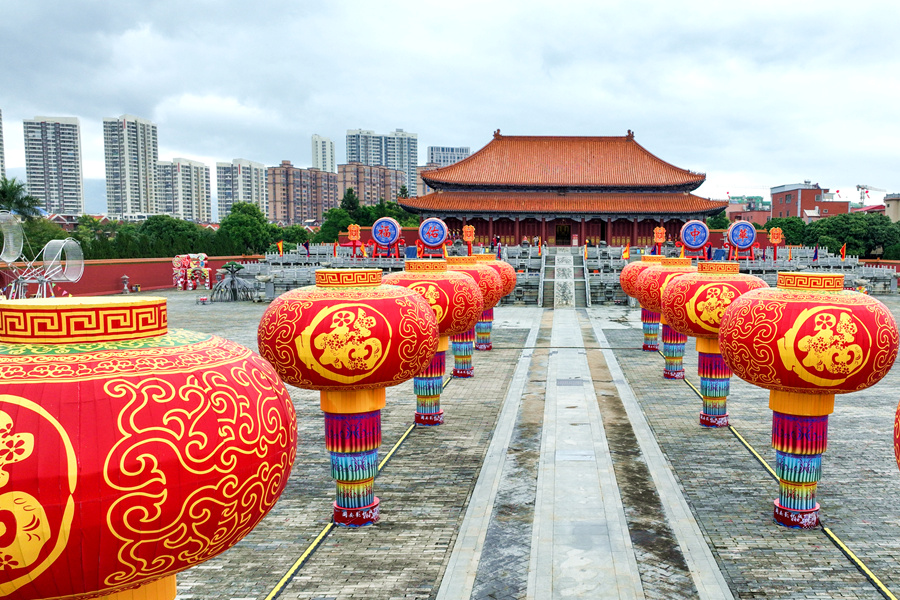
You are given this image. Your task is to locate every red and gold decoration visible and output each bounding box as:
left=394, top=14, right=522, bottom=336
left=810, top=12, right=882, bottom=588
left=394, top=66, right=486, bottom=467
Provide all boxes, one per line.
left=619, top=255, right=665, bottom=351
left=719, top=272, right=898, bottom=528
left=172, top=253, right=211, bottom=290
left=0, top=297, right=296, bottom=600
left=653, top=225, right=667, bottom=255
left=462, top=225, right=476, bottom=255
left=473, top=254, right=516, bottom=351
left=635, top=257, right=696, bottom=378
left=258, top=269, right=438, bottom=526
left=769, top=227, right=784, bottom=261
left=446, top=256, right=502, bottom=375
left=661, top=262, right=768, bottom=426
left=383, top=260, right=483, bottom=425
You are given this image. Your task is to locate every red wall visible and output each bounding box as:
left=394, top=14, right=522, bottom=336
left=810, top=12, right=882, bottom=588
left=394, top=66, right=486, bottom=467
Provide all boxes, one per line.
left=3, top=255, right=264, bottom=297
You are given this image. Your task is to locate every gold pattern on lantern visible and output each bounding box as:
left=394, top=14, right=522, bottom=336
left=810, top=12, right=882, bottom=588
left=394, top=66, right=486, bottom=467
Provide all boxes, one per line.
left=778, top=307, right=870, bottom=386
left=408, top=282, right=447, bottom=322
left=299, top=304, right=391, bottom=383
left=694, top=285, right=737, bottom=329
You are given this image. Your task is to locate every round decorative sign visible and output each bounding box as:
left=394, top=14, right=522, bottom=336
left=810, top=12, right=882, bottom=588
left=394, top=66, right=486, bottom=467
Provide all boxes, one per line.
left=372, top=217, right=402, bottom=246
left=419, top=218, right=449, bottom=247
left=727, top=221, right=757, bottom=250
left=680, top=220, right=710, bottom=250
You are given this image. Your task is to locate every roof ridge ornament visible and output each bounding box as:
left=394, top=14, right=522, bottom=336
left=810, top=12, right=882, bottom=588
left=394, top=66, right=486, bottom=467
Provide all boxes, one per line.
left=626, top=129, right=635, bottom=140
left=493, top=129, right=502, bottom=139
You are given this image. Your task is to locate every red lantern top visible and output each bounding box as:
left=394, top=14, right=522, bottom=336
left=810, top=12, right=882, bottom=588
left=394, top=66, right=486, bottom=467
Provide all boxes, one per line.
left=634, top=257, right=696, bottom=314
left=719, top=272, right=899, bottom=396
left=258, top=269, right=439, bottom=392
left=446, top=256, right=504, bottom=310
left=661, top=262, right=768, bottom=339
left=382, top=259, right=483, bottom=337
left=474, top=254, right=516, bottom=297
left=0, top=297, right=296, bottom=600
left=619, top=255, right=664, bottom=299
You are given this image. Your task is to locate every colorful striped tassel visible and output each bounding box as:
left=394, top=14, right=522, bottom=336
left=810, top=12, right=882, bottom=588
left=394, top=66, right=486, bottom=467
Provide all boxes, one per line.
left=452, top=327, right=475, bottom=378
left=641, top=308, right=660, bottom=351
left=325, top=409, right=382, bottom=526
left=771, top=412, right=828, bottom=528
left=661, top=324, right=686, bottom=379
left=414, top=350, right=445, bottom=425
left=698, top=351, right=731, bottom=426
left=475, top=308, right=493, bottom=351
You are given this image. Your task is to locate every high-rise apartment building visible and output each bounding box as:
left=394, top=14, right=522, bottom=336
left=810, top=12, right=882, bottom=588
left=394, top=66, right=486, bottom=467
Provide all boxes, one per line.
left=338, top=162, right=405, bottom=206
left=158, top=158, right=211, bottom=222
left=216, top=159, right=268, bottom=220
left=267, top=160, right=339, bottom=225
left=0, top=108, right=5, bottom=178
left=311, top=134, right=336, bottom=173
left=345, top=128, right=418, bottom=196
left=103, top=114, right=159, bottom=217
left=23, top=117, right=84, bottom=214
left=427, top=146, right=470, bottom=167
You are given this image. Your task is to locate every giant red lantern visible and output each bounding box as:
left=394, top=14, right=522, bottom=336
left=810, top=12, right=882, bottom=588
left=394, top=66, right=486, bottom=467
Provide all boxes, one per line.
left=383, top=260, right=483, bottom=425
left=473, top=254, right=516, bottom=351
left=661, top=262, right=768, bottom=426
left=258, top=269, right=438, bottom=526
left=0, top=297, right=296, bottom=600
left=719, top=272, right=898, bottom=528
left=619, top=255, right=664, bottom=351
left=446, top=256, right=503, bottom=376
left=635, top=257, right=696, bottom=378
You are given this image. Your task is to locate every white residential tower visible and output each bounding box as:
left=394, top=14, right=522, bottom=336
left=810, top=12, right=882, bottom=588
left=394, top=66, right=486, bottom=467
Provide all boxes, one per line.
left=103, top=114, right=159, bottom=218
left=23, top=116, right=84, bottom=214
left=311, top=134, right=336, bottom=173
left=216, top=159, right=268, bottom=220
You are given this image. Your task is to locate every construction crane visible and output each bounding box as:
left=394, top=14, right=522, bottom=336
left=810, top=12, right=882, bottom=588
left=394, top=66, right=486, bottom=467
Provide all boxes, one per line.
left=857, top=184, right=886, bottom=201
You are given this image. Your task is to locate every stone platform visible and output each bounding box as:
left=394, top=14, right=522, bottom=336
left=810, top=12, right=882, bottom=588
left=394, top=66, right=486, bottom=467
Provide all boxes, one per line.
left=153, top=288, right=900, bottom=600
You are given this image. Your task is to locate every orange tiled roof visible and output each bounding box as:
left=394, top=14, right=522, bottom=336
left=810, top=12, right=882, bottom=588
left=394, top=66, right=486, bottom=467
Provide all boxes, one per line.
left=400, top=191, right=727, bottom=216
left=421, top=132, right=706, bottom=190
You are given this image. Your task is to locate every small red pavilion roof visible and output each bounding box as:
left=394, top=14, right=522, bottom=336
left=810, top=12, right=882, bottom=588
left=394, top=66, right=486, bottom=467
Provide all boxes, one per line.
left=400, top=191, right=727, bottom=216
left=421, top=131, right=706, bottom=191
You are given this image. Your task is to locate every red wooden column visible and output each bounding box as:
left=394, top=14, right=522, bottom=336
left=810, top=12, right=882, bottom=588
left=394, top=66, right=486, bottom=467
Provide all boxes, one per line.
left=514, top=217, right=520, bottom=244
left=541, top=217, right=547, bottom=243
left=632, top=218, right=638, bottom=245
left=489, top=217, right=494, bottom=243
left=580, top=218, right=586, bottom=245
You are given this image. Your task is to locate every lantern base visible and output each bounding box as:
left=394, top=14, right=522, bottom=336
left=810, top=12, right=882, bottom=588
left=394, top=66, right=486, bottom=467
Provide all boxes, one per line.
left=642, top=342, right=659, bottom=352
left=475, top=342, right=493, bottom=351
left=453, top=368, right=474, bottom=378
left=773, top=500, right=819, bottom=529
left=334, top=497, right=380, bottom=527
left=106, top=575, right=177, bottom=600
left=663, top=369, right=685, bottom=380
left=416, top=410, right=444, bottom=426
left=700, top=412, right=729, bottom=428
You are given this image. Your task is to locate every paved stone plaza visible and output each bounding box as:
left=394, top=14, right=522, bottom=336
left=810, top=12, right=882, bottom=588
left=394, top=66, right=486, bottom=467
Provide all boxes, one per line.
left=155, top=288, right=900, bottom=599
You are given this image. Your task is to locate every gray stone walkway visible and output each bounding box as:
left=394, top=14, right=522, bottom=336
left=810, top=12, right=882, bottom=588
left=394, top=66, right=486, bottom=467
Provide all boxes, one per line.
left=140, top=289, right=900, bottom=599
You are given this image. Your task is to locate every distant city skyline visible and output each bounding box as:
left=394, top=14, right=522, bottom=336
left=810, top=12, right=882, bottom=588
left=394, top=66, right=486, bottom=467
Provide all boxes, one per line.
left=23, top=116, right=83, bottom=214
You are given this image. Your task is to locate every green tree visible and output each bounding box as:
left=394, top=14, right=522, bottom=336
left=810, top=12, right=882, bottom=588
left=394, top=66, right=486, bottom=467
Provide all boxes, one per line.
left=340, top=188, right=361, bottom=214
left=765, top=217, right=806, bottom=245
left=706, top=211, right=729, bottom=230
left=0, top=176, right=43, bottom=221
left=313, top=208, right=353, bottom=243
left=281, top=224, right=310, bottom=244
left=219, top=202, right=270, bottom=253
left=398, top=185, right=410, bottom=199
left=21, top=219, right=68, bottom=260
left=804, top=212, right=898, bottom=258
left=139, top=215, right=206, bottom=255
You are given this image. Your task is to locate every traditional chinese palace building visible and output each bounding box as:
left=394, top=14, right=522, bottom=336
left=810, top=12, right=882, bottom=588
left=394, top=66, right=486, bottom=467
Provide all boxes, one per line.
left=399, top=130, right=728, bottom=246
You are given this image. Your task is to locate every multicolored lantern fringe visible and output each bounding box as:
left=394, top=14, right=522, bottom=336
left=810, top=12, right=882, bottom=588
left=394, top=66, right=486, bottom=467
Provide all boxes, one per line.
left=325, top=409, right=382, bottom=525
left=475, top=308, right=493, bottom=351
left=414, top=350, right=445, bottom=425
left=770, top=410, right=828, bottom=527
left=772, top=412, right=828, bottom=455
left=452, top=327, right=475, bottom=377
left=698, top=351, right=731, bottom=427
left=641, top=308, right=660, bottom=351
left=661, top=324, right=686, bottom=379
left=324, top=410, right=382, bottom=453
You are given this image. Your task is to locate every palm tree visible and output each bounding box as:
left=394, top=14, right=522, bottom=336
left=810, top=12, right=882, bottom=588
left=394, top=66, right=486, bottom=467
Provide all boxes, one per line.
left=0, top=177, right=43, bottom=221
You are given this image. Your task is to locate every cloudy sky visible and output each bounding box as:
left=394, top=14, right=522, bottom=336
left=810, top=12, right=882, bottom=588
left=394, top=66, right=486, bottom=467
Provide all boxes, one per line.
left=2, top=0, right=898, bottom=213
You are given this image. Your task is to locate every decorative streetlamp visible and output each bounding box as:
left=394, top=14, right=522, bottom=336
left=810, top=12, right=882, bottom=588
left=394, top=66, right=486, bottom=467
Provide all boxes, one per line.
left=463, top=225, right=476, bottom=255
left=653, top=225, right=667, bottom=255
left=719, top=272, right=898, bottom=528
left=383, top=260, right=483, bottom=425
left=258, top=269, right=438, bottom=526
left=635, top=257, right=696, bottom=378
left=0, top=296, right=297, bottom=600
left=619, top=255, right=665, bottom=351
left=348, top=223, right=361, bottom=258
left=661, top=261, right=768, bottom=426
left=473, top=254, right=516, bottom=351
left=769, top=227, right=784, bottom=261
left=446, top=256, right=503, bottom=376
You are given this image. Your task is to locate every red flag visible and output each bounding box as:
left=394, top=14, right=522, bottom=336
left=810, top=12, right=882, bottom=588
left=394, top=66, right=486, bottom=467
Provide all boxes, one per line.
left=276, top=240, right=284, bottom=257
left=840, top=243, right=847, bottom=261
